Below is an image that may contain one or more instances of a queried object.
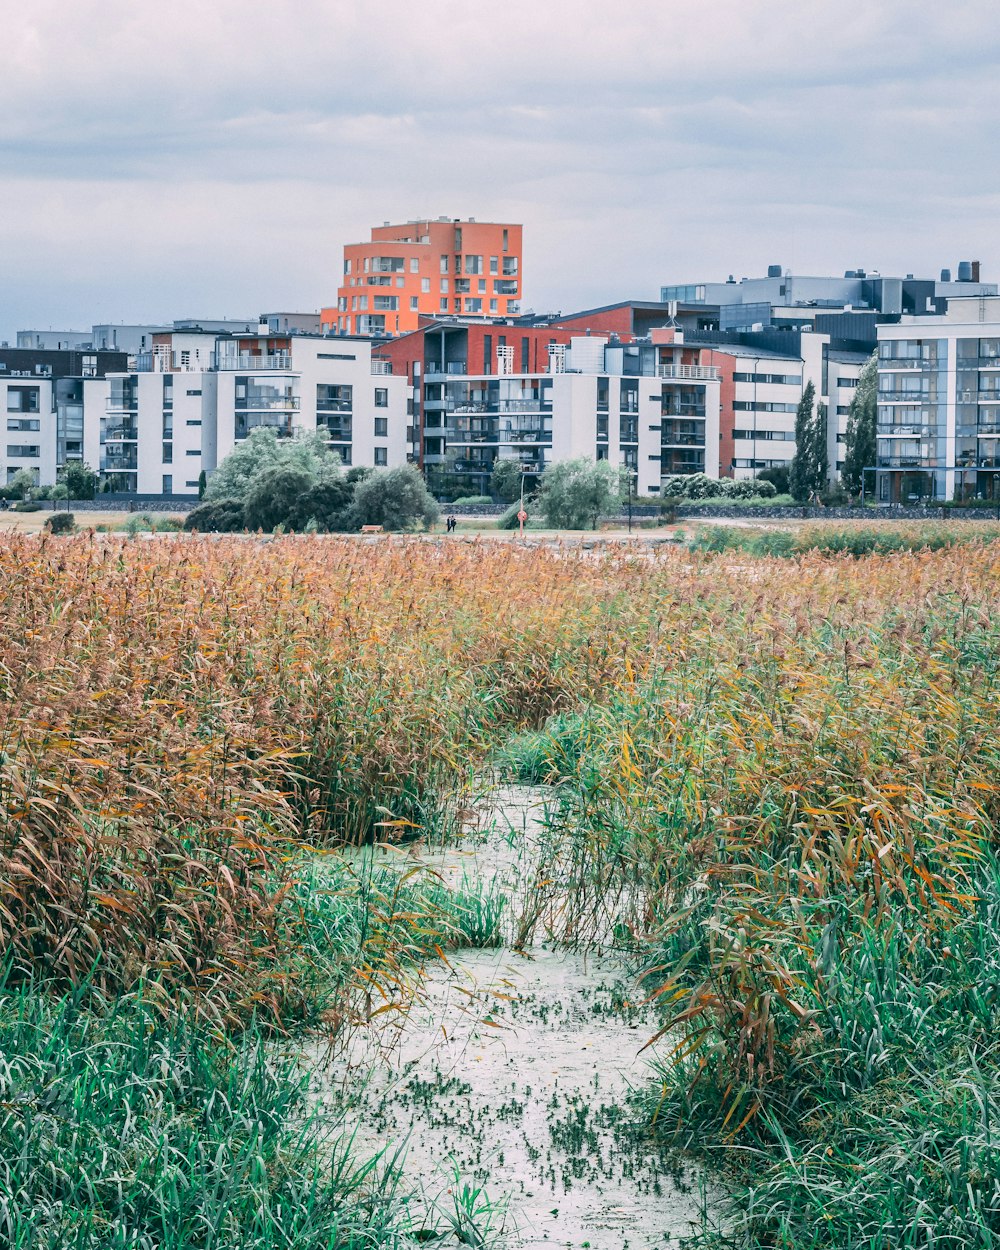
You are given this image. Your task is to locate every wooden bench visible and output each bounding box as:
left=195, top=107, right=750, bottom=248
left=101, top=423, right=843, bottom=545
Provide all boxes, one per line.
left=360, top=524, right=384, bottom=534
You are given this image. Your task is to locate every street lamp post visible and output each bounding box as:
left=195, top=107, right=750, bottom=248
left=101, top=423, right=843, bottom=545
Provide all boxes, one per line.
left=994, top=473, right=999, bottom=522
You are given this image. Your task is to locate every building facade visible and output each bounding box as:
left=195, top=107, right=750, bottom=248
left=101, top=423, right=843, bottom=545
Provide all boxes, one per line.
left=0, top=348, right=127, bottom=487
left=0, top=332, right=406, bottom=497
left=876, top=296, right=1000, bottom=504
left=322, top=218, right=523, bottom=337
left=381, top=321, right=721, bottom=497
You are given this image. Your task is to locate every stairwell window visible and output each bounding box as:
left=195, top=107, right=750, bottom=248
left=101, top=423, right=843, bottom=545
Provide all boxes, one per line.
left=374, top=388, right=388, bottom=407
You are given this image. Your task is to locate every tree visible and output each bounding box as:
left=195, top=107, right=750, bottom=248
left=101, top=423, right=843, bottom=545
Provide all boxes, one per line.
left=60, top=462, right=98, bottom=501
left=243, top=465, right=315, bottom=531
left=296, top=476, right=354, bottom=531
left=789, top=382, right=828, bottom=502
left=757, top=464, right=790, bottom=495
left=8, top=469, right=37, bottom=501
left=842, top=352, right=878, bottom=499
left=490, top=458, right=523, bottom=503
left=351, top=464, right=440, bottom=531
left=538, top=458, right=627, bottom=530
left=197, top=469, right=207, bottom=500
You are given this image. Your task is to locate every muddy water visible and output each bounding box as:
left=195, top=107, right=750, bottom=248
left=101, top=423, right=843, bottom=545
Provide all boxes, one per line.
left=309, top=788, right=713, bottom=1247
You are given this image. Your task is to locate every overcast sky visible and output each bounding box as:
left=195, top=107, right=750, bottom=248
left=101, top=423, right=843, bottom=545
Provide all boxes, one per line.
left=3, top=0, right=1000, bottom=342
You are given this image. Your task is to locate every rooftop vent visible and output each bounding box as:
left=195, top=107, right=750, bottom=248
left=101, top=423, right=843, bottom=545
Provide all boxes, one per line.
left=958, top=261, right=973, bottom=282
left=941, top=268, right=952, bottom=282
left=767, top=264, right=782, bottom=278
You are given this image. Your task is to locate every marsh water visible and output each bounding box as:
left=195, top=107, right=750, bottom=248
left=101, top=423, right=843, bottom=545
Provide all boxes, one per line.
left=308, top=788, right=713, bottom=1247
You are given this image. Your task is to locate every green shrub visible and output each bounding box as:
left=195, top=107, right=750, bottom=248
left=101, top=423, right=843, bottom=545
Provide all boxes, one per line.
left=13, top=501, right=42, bottom=512
left=184, top=499, right=247, bottom=533
left=450, top=495, right=493, bottom=507
left=45, top=512, right=75, bottom=534
left=152, top=515, right=185, bottom=532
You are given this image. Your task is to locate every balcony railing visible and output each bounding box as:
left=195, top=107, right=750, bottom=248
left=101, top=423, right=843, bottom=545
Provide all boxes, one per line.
left=235, top=397, right=300, bottom=412
left=103, top=424, right=138, bottom=441
left=371, top=359, right=392, bottom=375
left=426, top=361, right=468, bottom=375
left=658, top=364, right=720, bottom=381
left=215, top=353, right=294, bottom=371
left=106, top=399, right=138, bottom=413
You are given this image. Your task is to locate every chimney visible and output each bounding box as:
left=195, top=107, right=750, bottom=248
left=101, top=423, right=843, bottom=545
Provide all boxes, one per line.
left=972, top=260, right=981, bottom=282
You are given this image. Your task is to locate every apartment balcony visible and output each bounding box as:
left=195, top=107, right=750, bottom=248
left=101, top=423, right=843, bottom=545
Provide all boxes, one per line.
left=103, top=424, right=139, bottom=442
left=235, top=397, right=300, bottom=412
left=235, top=415, right=295, bottom=439
left=100, top=454, right=138, bottom=472
left=657, top=364, right=720, bottom=381
left=425, top=362, right=468, bottom=377
left=878, top=425, right=935, bottom=437
left=661, top=435, right=706, bottom=448
left=978, top=424, right=1000, bottom=436
left=878, top=358, right=930, bottom=370
left=371, top=359, right=393, bottom=375
left=879, top=456, right=929, bottom=468
left=106, top=399, right=138, bottom=414
left=215, top=353, right=295, bottom=371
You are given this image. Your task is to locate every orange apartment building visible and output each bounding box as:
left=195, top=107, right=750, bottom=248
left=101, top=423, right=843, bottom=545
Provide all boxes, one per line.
left=321, top=218, right=523, bottom=337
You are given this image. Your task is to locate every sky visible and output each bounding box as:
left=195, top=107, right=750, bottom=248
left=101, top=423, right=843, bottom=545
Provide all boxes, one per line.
left=3, top=0, right=1000, bottom=342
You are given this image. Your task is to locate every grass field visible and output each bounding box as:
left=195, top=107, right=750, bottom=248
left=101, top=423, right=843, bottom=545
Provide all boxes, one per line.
left=2, top=525, right=999, bottom=1245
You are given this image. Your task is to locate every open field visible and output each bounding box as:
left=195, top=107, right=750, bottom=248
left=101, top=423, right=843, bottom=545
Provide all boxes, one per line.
left=2, top=527, right=1000, bottom=1246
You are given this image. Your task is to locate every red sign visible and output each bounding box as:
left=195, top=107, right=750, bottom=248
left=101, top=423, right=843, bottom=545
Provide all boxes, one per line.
left=517, top=509, right=528, bottom=522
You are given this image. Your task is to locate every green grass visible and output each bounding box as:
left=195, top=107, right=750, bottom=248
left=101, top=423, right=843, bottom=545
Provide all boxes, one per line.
left=0, top=979, right=428, bottom=1249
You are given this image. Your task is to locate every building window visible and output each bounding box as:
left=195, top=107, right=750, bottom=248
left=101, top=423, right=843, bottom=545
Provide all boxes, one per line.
left=6, top=387, right=40, bottom=413
left=185, top=480, right=200, bottom=488
left=440, top=255, right=449, bottom=274
left=440, top=278, right=449, bottom=293
left=502, top=229, right=508, bottom=252
left=374, top=388, right=388, bottom=407
left=465, top=298, right=482, bottom=313
left=344, top=259, right=352, bottom=274
left=6, top=418, right=39, bottom=431
left=163, top=442, right=173, bottom=463
left=374, top=447, right=388, bottom=466
left=410, top=257, right=419, bottom=273
left=186, top=449, right=200, bottom=456
left=490, top=256, right=498, bottom=274
left=6, top=444, right=40, bottom=458
left=490, top=299, right=498, bottom=313
left=180, top=351, right=191, bottom=367
left=440, top=299, right=449, bottom=312
left=375, top=417, right=388, bottom=437
left=410, top=296, right=419, bottom=311
left=373, top=295, right=399, bottom=311
left=521, top=337, right=530, bottom=372
left=162, top=474, right=173, bottom=494
left=478, top=279, right=487, bottom=294
left=464, top=255, right=483, bottom=275
left=186, top=389, right=202, bottom=396
left=186, top=418, right=202, bottom=426
left=421, top=278, right=430, bottom=293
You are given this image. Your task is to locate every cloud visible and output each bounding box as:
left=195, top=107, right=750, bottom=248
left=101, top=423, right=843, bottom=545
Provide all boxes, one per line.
left=2, top=0, right=1000, bottom=338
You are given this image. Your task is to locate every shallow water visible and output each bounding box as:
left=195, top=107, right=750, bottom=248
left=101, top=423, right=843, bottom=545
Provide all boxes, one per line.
left=308, top=787, right=713, bottom=1247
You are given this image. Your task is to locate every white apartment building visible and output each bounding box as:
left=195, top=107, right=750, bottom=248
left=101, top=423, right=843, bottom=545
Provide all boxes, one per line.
left=876, top=296, right=1000, bottom=504
left=408, top=329, right=721, bottom=497
left=679, top=332, right=867, bottom=482
left=80, top=327, right=409, bottom=496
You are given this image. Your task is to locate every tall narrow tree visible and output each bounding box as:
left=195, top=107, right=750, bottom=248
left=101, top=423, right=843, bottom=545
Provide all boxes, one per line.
left=789, top=381, right=817, bottom=502
left=842, top=351, right=878, bottom=499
